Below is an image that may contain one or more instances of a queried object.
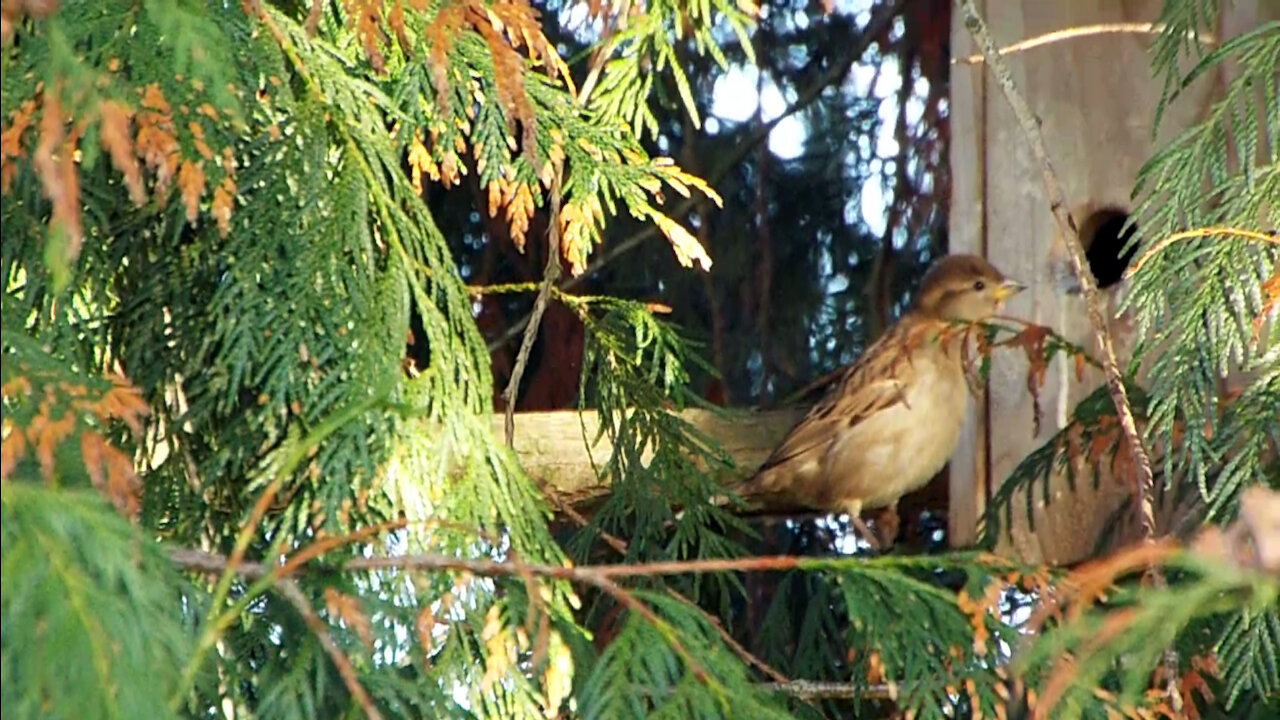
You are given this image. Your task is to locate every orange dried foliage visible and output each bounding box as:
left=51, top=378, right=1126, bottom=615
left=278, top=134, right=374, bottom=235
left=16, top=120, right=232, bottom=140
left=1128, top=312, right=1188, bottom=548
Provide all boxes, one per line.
left=414, top=604, right=437, bottom=666
left=344, top=0, right=389, bottom=72
left=957, top=579, right=1009, bottom=655
left=211, top=176, right=235, bottom=236
left=80, top=430, right=142, bottom=517
left=424, top=3, right=466, bottom=108
left=178, top=159, right=207, bottom=223
left=387, top=0, right=413, bottom=55
left=188, top=120, right=213, bottom=160
left=1176, top=655, right=1217, bottom=720
left=136, top=83, right=181, bottom=194
left=1, top=371, right=149, bottom=517
left=558, top=197, right=602, bottom=275
left=1, top=99, right=37, bottom=192
left=33, top=91, right=84, bottom=258
left=99, top=100, right=147, bottom=205
left=997, top=324, right=1050, bottom=435
left=324, top=587, right=375, bottom=650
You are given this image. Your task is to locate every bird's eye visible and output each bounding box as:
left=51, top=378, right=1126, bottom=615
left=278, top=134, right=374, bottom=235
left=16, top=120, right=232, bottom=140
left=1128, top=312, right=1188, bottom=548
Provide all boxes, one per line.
left=973, top=280, right=986, bottom=291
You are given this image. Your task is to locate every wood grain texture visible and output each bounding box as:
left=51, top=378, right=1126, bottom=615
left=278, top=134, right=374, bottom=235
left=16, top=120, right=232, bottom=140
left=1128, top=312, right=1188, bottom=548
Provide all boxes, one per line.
left=495, top=408, right=806, bottom=505
left=947, top=0, right=1276, bottom=564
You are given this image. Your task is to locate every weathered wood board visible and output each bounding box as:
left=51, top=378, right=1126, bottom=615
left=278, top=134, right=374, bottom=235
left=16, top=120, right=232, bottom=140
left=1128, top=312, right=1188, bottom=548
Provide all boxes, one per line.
left=947, top=0, right=1278, bottom=563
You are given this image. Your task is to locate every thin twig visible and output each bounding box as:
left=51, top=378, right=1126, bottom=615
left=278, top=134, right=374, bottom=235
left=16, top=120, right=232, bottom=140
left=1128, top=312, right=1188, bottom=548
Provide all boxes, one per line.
left=501, top=164, right=564, bottom=445
left=274, top=579, right=384, bottom=720
left=952, top=22, right=1217, bottom=65
left=487, top=0, right=904, bottom=352
left=956, top=0, right=1172, bottom=706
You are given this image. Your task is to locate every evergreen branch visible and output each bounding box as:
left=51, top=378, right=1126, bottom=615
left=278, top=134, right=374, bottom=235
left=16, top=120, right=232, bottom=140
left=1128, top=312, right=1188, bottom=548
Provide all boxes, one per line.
left=273, top=577, right=384, bottom=720
left=502, top=161, right=564, bottom=445
left=952, top=22, right=1217, bottom=65
left=956, top=0, right=1158, bottom=543
left=1127, top=227, right=1280, bottom=277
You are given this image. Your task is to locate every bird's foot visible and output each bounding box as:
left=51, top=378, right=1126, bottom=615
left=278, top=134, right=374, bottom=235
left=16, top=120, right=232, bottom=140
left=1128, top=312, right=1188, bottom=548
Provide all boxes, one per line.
left=869, top=505, right=901, bottom=549
left=849, top=515, right=883, bottom=554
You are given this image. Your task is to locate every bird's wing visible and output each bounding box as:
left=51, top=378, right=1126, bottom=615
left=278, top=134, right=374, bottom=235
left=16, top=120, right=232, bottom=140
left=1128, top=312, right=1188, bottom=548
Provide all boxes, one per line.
left=757, top=326, right=917, bottom=472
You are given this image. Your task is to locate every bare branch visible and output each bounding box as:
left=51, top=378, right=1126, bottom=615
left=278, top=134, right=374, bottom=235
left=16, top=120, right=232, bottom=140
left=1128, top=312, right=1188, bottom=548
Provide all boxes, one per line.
left=502, top=163, right=564, bottom=445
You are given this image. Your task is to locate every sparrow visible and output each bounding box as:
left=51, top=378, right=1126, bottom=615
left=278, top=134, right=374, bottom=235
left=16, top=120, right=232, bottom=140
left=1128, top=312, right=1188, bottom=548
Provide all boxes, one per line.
left=736, top=254, right=1025, bottom=548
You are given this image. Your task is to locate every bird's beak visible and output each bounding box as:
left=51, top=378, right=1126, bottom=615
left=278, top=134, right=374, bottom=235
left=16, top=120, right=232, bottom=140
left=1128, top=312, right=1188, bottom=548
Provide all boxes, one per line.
left=993, top=279, right=1026, bottom=301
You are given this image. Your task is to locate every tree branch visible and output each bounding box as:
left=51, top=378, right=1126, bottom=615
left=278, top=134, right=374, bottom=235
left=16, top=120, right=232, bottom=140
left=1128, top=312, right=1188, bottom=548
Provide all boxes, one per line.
left=501, top=163, right=564, bottom=445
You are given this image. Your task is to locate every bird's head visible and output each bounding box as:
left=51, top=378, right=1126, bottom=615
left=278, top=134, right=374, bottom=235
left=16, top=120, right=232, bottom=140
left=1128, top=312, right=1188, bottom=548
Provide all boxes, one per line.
left=914, top=254, right=1025, bottom=321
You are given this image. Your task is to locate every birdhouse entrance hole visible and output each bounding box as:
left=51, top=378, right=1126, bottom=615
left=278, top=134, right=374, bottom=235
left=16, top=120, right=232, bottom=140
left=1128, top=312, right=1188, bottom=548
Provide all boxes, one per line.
left=1081, top=208, right=1138, bottom=289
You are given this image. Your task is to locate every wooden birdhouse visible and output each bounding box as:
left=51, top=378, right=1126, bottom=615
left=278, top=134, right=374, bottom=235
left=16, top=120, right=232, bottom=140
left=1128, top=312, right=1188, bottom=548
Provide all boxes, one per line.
left=946, top=0, right=1279, bottom=564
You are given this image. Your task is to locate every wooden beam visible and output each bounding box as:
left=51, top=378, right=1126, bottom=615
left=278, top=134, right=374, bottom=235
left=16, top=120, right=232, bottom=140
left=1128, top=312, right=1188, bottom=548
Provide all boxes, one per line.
left=493, top=408, right=806, bottom=505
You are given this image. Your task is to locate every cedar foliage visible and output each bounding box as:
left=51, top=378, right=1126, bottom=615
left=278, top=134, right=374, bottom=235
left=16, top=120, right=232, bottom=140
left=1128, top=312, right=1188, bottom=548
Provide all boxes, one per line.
left=1, top=3, right=1276, bottom=720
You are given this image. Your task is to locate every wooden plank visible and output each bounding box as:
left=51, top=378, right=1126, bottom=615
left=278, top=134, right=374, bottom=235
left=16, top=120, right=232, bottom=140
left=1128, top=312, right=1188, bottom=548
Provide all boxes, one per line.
left=947, top=0, right=1268, bottom=563
left=495, top=408, right=805, bottom=505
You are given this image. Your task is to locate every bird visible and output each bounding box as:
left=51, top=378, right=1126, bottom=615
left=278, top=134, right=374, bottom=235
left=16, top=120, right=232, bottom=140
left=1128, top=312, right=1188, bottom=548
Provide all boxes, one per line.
left=735, top=254, right=1025, bottom=549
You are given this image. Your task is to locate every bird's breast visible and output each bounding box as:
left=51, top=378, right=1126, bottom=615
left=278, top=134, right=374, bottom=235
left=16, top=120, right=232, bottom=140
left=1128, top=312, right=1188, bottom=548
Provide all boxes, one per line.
left=824, top=353, right=970, bottom=509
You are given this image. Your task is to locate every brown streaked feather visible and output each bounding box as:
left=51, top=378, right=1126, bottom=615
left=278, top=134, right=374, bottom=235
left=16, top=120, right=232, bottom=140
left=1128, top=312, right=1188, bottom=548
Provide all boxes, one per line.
left=756, top=321, right=916, bottom=474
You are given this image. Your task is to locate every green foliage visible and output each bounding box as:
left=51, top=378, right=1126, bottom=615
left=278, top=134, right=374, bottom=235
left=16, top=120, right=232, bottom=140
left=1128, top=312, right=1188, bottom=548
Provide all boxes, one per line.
left=577, top=590, right=793, bottom=719
left=574, top=298, right=748, bottom=567
left=1, top=484, right=190, bottom=720
left=1127, top=16, right=1280, bottom=513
